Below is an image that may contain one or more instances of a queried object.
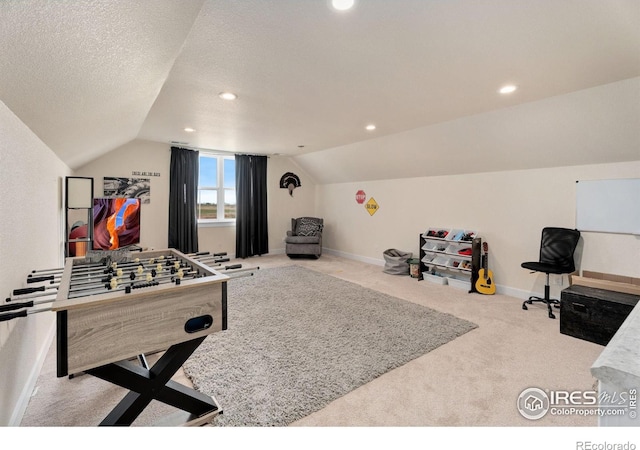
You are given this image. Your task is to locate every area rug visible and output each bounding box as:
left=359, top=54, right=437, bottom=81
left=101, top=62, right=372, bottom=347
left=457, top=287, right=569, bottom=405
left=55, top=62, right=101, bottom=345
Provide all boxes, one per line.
left=182, top=265, right=478, bottom=426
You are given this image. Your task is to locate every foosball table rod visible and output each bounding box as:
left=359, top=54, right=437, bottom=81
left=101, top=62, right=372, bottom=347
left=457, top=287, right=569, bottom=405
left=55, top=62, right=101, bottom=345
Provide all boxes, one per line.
left=66, top=270, right=202, bottom=299
left=0, top=297, right=54, bottom=321
left=27, top=254, right=174, bottom=276
left=10, top=266, right=199, bottom=298
left=219, top=265, right=260, bottom=277
left=27, top=255, right=186, bottom=282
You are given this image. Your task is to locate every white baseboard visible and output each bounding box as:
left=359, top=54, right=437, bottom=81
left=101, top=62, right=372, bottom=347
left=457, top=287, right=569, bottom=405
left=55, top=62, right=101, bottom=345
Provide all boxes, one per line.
left=495, top=284, right=541, bottom=301
left=324, top=247, right=385, bottom=267
left=9, top=321, right=55, bottom=426
left=324, top=248, right=542, bottom=301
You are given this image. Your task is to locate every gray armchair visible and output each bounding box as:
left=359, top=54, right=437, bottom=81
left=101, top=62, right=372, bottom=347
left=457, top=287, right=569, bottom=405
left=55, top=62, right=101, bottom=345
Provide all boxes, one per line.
left=285, top=217, right=323, bottom=258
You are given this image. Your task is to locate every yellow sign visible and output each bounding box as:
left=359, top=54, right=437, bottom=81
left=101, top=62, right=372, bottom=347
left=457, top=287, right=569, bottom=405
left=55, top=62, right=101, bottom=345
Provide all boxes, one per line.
left=365, top=197, right=379, bottom=216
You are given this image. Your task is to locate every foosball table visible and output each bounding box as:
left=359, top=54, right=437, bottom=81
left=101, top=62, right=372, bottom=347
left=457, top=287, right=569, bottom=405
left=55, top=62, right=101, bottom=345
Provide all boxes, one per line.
left=3, top=248, right=253, bottom=426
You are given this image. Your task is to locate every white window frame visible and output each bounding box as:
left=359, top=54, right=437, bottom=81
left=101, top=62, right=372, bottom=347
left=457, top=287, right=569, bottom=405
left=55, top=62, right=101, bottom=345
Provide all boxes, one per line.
left=197, top=153, right=236, bottom=227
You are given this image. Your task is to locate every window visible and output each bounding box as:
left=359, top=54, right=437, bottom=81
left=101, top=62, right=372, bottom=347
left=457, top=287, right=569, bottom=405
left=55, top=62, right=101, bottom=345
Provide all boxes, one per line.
left=197, top=153, right=236, bottom=223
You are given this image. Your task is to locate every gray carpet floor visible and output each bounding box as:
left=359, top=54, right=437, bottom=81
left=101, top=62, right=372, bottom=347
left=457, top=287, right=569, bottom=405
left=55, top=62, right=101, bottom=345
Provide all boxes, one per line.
left=182, top=265, right=477, bottom=426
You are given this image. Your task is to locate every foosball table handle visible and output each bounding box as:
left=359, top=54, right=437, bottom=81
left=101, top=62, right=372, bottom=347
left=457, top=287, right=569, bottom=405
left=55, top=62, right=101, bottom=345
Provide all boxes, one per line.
left=13, top=286, right=46, bottom=296
left=0, top=310, right=27, bottom=322
left=27, top=275, right=55, bottom=283
left=0, top=300, right=34, bottom=312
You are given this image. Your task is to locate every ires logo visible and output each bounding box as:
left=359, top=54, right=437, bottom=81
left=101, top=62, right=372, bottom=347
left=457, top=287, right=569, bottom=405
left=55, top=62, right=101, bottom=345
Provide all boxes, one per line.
left=517, top=388, right=635, bottom=420
left=549, top=390, right=598, bottom=406
left=518, top=388, right=551, bottom=420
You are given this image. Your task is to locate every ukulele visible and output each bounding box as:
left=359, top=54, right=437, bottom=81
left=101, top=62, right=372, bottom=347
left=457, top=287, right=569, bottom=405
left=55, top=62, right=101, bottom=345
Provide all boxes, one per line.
left=475, top=242, right=496, bottom=295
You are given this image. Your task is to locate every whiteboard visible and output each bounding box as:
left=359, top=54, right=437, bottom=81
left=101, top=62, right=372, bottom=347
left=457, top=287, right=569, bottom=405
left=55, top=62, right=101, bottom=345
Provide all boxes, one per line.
left=576, top=178, right=640, bottom=235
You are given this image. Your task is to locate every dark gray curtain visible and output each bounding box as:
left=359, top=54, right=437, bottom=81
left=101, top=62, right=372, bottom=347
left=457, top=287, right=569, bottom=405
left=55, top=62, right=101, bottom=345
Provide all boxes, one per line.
left=235, top=154, right=268, bottom=258
left=168, top=147, right=199, bottom=253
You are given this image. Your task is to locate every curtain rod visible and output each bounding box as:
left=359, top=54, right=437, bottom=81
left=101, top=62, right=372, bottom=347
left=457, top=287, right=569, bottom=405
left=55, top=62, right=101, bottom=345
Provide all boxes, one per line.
left=171, top=144, right=270, bottom=158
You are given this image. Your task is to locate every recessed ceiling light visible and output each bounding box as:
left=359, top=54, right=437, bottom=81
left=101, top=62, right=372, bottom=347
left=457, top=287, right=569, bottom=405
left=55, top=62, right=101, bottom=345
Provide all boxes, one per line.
left=184, top=127, right=196, bottom=132
left=219, top=92, right=237, bottom=100
left=332, top=0, right=355, bottom=11
left=365, top=124, right=376, bottom=131
left=499, top=84, right=518, bottom=94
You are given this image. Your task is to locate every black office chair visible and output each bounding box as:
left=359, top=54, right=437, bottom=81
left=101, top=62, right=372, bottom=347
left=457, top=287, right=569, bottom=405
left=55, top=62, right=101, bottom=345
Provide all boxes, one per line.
left=521, top=227, right=581, bottom=319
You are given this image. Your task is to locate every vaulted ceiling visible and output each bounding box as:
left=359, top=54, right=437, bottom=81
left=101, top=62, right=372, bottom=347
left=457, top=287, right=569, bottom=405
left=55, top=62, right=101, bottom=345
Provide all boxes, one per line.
left=1, top=1, right=639, bottom=182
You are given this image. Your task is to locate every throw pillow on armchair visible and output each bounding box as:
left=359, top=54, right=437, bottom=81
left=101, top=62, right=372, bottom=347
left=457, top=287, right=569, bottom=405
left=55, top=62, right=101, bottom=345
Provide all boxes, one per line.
left=296, top=217, right=323, bottom=236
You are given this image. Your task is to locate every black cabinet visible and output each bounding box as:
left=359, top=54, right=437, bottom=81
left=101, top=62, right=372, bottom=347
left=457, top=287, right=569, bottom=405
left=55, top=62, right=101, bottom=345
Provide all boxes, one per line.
left=560, top=285, right=639, bottom=346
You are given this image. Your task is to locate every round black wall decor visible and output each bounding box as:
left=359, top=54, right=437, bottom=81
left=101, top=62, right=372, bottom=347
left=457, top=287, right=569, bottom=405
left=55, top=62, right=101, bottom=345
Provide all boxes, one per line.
left=280, top=172, right=301, bottom=196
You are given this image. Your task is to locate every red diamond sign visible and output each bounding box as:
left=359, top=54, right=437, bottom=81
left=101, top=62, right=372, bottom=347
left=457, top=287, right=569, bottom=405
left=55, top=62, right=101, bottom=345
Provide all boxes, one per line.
left=355, top=190, right=366, bottom=204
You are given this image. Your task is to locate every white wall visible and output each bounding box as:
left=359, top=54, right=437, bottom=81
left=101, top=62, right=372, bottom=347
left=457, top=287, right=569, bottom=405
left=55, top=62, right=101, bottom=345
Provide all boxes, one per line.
left=198, top=156, right=316, bottom=256
left=267, top=155, right=317, bottom=254
left=302, top=79, right=640, bottom=300
left=74, top=139, right=171, bottom=250
left=74, top=141, right=317, bottom=257
left=317, top=160, right=640, bottom=300
left=0, top=101, right=70, bottom=425
left=72, top=128, right=640, bottom=301
left=196, top=154, right=318, bottom=256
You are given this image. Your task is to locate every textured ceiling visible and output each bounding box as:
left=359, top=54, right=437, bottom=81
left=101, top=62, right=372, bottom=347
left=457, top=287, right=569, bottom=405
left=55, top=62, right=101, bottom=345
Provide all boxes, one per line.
left=0, top=0, right=206, bottom=168
left=1, top=0, right=639, bottom=180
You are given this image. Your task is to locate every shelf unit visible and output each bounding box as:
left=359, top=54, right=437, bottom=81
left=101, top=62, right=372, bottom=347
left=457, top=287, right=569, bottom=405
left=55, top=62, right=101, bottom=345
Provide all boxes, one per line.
left=65, top=176, right=94, bottom=258
left=419, top=227, right=481, bottom=291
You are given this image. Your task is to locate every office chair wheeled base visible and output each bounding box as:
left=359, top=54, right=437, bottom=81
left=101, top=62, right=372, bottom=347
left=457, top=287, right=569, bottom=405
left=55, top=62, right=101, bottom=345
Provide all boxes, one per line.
left=522, top=297, right=559, bottom=319
left=522, top=274, right=559, bottom=319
